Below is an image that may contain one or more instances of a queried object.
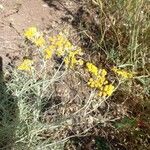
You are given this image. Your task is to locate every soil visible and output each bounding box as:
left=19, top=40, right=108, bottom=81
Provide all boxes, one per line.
left=0, top=0, right=79, bottom=68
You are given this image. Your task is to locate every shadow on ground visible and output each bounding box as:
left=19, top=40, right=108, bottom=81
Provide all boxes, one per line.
left=0, top=56, right=18, bottom=150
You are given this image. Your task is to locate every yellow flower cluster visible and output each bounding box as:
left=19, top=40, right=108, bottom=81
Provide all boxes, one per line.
left=64, top=49, right=83, bottom=69
left=86, top=63, right=98, bottom=76
left=24, top=27, right=46, bottom=47
left=34, top=36, right=46, bottom=47
left=17, top=59, right=33, bottom=71
left=48, top=33, right=84, bottom=68
left=49, top=34, right=73, bottom=57
left=22, top=27, right=84, bottom=69
left=98, top=84, right=115, bottom=97
left=24, top=27, right=37, bottom=39
left=87, top=62, right=115, bottom=97
left=43, top=46, right=55, bottom=59
left=88, top=70, right=108, bottom=88
left=112, top=67, right=133, bottom=79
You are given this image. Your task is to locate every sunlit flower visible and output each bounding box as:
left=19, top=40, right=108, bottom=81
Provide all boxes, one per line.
left=88, top=76, right=106, bottom=89
left=43, top=46, right=54, bottom=59
left=103, top=84, right=115, bottom=96
left=22, top=27, right=116, bottom=98
left=49, top=34, right=75, bottom=57
left=64, top=50, right=83, bottom=68
left=86, top=62, right=98, bottom=76
left=24, top=27, right=38, bottom=39
left=100, top=69, right=107, bottom=77
left=17, top=59, right=33, bottom=71
left=87, top=63, right=115, bottom=98
left=34, top=36, right=46, bottom=47
left=112, top=67, right=133, bottom=79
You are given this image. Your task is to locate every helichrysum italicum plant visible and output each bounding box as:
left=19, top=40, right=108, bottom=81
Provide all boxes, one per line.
left=8, top=26, right=139, bottom=150
left=8, top=0, right=149, bottom=148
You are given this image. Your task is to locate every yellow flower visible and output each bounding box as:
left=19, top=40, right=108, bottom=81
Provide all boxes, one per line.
left=112, top=67, right=133, bottom=79
left=49, top=35, right=66, bottom=56
left=73, top=48, right=83, bottom=55
left=64, top=53, right=77, bottom=69
left=24, top=27, right=37, bottom=39
left=34, top=36, right=46, bottom=47
left=87, top=66, right=115, bottom=98
left=107, top=84, right=115, bottom=96
left=17, top=59, right=33, bottom=71
left=103, top=84, right=115, bottom=96
left=97, top=84, right=115, bottom=97
left=65, top=41, right=73, bottom=49
left=43, top=48, right=53, bottom=59
left=86, top=62, right=98, bottom=76
left=64, top=49, right=83, bottom=68
left=101, top=69, right=107, bottom=77
left=49, top=34, right=76, bottom=57
left=56, top=47, right=66, bottom=57
left=88, top=76, right=106, bottom=89
left=88, top=79, right=95, bottom=88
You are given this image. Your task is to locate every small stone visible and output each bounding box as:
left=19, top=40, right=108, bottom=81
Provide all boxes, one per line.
left=0, top=4, right=4, bottom=11
left=42, top=4, right=48, bottom=8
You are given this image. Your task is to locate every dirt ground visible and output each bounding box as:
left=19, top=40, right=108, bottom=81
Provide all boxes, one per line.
left=0, top=0, right=79, bottom=68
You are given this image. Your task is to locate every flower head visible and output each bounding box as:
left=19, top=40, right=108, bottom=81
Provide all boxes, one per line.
left=103, top=84, right=115, bottom=96
left=86, top=62, right=98, bottom=76
left=112, top=67, right=133, bottom=79
left=17, top=59, right=33, bottom=71
left=49, top=33, right=76, bottom=57
left=24, top=27, right=38, bottom=39
left=64, top=49, right=83, bottom=68
left=43, top=46, right=55, bottom=59
left=34, top=36, right=46, bottom=47
left=87, top=64, right=114, bottom=98
left=100, top=69, right=107, bottom=77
